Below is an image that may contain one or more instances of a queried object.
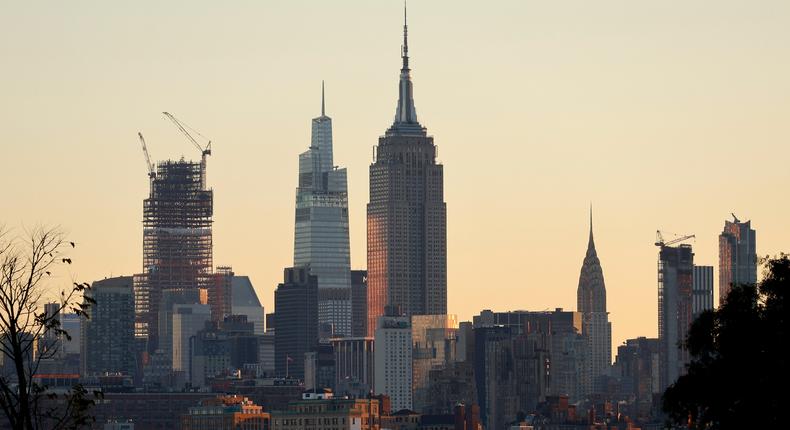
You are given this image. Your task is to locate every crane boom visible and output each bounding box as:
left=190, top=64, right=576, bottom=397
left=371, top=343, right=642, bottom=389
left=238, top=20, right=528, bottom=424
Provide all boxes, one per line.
left=162, top=111, right=211, bottom=156
left=655, top=230, right=695, bottom=247
left=138, top=132, right=155, bottom=178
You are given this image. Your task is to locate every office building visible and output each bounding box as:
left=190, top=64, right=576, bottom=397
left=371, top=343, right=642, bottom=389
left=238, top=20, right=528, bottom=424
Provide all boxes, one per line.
left=81, top=276, right=135, bottom=377
left=172, top=303, right=211, bottom=383
left=612, top=337, right=660, bottom=420
left=718, top=216, right=757, bottom=303
left=411, top=315, right=458, bottom=412
left=351, top=270, right=369, bottom=337
left=274, top=267, right=319, bottom=380
left=374, top=307, right=413, bottom=412
left=231, top=275, right=265, bottom=335
left=472, top=325, right=549, bottom=430
left=367, top=8, right=447, bottom=335
left=332, top=337, right=375, bottom=397
left=304, top=343, right=335, bottom=391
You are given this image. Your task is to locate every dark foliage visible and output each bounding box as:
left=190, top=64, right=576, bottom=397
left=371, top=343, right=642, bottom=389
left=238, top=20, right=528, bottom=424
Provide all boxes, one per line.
left=662, top=255, right=787, bottom=429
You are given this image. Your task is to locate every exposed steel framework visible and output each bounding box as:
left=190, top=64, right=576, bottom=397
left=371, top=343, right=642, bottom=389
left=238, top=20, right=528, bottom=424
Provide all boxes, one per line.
left=135, top=158, right=213, bottom=350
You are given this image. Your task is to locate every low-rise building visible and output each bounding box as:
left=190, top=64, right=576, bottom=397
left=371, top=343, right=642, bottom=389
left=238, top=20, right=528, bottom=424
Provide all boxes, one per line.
left=271, top=391, right=380, bottom=430
left=181, top=395, right=270, bottom=430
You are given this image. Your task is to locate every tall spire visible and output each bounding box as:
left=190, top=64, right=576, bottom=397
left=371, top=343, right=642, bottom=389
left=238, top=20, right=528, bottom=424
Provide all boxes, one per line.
left=321, top=80, right=325, bottom=117
left=402, top=1, right=409, bottom=71
left=389, top=1, right=422, bottom=133
left=587, top=203, right=597, bottom=255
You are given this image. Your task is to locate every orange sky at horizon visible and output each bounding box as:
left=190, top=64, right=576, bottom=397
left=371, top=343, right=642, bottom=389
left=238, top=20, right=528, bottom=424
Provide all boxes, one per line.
left=2, top=1, right=789, bottom=353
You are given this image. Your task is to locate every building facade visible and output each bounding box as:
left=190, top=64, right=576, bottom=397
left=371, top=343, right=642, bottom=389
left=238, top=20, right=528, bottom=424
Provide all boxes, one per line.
left=692, top=265, right=714, bottom=319
left=271, top=393, right=380, bottom=430
left=231, top=275, right=265, bottom=335
left=374, top=307, right=413, bottom=412
left=294, top=83, right=352, bottom=338
left=612, top=337, right=660, bottom=420
left=351, top=270, right=369, bottom=338
left=274, top=267, right=319, bottom=380
left=81, top=276, right=136, bottom=377
left=181, top=395, right=270, bottom=430
left=577, top=209, right=612, bottom=393
left=718, top=216, right=757, bottom=304
left=658, top=243, right=694, bottom=391
left=472, top=325, right=549, bottom=430
left=472, top=309, right=586, bottom=401
left=411, top=315, right=458, bottom=412
left=332, top=337, right=375, bottom=397
left=367, top=10, right=447, bottom=336
left=171, top=303, right=211, bottom=383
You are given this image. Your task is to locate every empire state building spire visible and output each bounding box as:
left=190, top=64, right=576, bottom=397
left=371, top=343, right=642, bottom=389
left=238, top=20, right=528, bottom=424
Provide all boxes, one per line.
left=389, top=3, right=423, bottom=135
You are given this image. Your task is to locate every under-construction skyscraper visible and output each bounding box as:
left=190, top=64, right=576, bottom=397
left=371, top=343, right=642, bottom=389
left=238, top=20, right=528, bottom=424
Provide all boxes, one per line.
left=135, top=156, right=213, bottom=352
left=658, top=243, right=694, bottom=391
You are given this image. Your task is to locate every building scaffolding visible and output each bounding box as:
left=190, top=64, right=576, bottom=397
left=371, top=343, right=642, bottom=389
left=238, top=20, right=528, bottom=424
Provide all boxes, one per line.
left=135, top=158, right=213, bottom=352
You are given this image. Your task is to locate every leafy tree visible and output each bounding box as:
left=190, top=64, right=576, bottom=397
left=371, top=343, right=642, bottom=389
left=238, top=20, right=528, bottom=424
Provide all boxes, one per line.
left=662, top=255, right=787, bottom=429
left=0, top=227, right=100, bottom=430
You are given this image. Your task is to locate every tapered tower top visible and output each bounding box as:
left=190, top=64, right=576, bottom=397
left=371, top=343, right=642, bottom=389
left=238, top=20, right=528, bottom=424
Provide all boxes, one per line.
left=387, top=2, right=425, bottom=136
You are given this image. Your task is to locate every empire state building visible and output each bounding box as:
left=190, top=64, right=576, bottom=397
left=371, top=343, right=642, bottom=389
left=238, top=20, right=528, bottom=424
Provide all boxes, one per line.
left=367, top=9, right=447, bottom=335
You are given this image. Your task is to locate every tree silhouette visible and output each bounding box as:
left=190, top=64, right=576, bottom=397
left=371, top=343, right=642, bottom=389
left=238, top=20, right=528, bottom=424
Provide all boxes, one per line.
left=662, top=255, right=787, bottom=429
left=0, top=227, right=100, bottom=430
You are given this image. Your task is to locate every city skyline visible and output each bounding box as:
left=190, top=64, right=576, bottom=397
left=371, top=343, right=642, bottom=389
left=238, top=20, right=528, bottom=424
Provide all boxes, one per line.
left=3, top=1, right=790, bottom=353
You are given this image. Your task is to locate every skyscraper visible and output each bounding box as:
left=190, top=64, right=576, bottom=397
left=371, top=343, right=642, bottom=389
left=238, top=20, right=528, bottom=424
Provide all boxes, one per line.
left=367, top=7, right=447, bottom=336
left=135, top=158, right=213, bottom=352
left=274, top=267, right=319, bottom=380
left=658, top=243, right=694, bottom=391
left=81, top=276, right=136, bottom=377
left=577, top=208, right=612, bottom=392
left=294, top=83, right=352, bottom=338
left=718, top=215, right=757, bottom=304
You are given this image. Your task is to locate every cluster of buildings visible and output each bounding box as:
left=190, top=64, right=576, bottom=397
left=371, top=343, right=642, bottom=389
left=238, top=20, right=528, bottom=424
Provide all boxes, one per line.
left=11, top=9, right=760, bottom=430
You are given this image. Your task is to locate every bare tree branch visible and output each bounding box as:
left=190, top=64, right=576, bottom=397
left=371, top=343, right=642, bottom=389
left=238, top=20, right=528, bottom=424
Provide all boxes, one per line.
left=0, top=226, right=98, bottom=430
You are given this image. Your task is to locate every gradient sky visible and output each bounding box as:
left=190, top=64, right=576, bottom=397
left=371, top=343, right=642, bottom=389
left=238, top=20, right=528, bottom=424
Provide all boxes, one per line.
left=3, top=1, right=789, bottom=352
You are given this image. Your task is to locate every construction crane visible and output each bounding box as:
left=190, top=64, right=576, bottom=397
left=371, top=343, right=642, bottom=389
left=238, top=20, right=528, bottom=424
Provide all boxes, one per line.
left=655, top=230, right=695, bottom=247
left=731, top=213, right=740, bottom=223
left=138, top=132, right=155, bottom=179
left=162, top=111, right=212, bottom=188
left=161, top=112, right=211, bottom=158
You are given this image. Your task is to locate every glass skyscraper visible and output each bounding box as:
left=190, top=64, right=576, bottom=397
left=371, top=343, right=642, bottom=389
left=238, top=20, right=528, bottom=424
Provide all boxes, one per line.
left=293, top=83, right=352, bottom=337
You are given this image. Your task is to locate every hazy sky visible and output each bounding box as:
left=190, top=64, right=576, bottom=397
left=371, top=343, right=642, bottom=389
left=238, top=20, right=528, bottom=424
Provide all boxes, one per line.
left=3, top=1, right=789, bottom=351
